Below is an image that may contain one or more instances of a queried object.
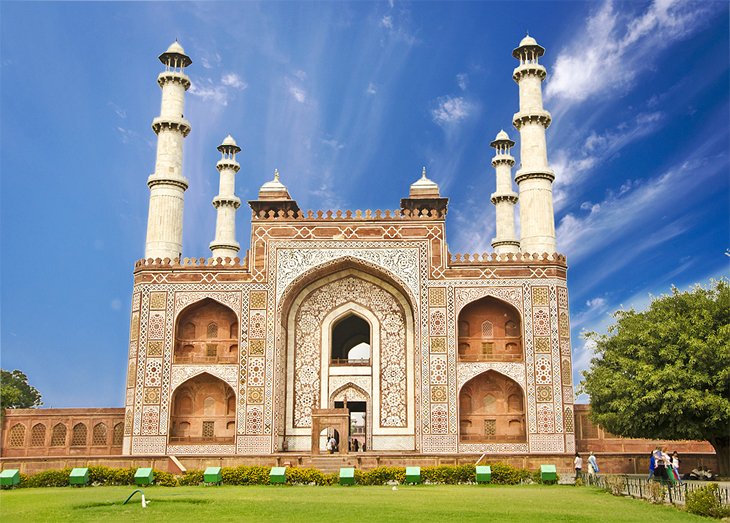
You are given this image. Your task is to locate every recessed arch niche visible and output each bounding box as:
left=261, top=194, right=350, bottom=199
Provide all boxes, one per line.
left=174, top=298, right=238, bottom=364
left=331, top=313, right=371, bottom=364
left=169, top=373, right=236, bottom=444
left=457, top=296, right=522, bottom=362
left=459, top=370, right=526, bottom=443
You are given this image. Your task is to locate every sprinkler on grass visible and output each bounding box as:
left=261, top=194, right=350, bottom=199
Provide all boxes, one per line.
left=123, top=489, right=148, bottom=508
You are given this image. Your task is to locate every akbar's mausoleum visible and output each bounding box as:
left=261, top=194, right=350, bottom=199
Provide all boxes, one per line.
left=1, top=38, right=716, bottom=472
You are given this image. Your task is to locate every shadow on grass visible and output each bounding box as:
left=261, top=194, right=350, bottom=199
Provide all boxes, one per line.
left=74, top=498, right=211, bottom=509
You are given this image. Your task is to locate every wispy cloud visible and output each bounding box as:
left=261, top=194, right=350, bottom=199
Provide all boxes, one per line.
left=380, top=15, right=393, bottom=29
left=366, top=82, right=377, bottom=95
left=546, top=0, right=714, bottom=107
left=108, top=102, right=127, bottom=119
left=552, top=111, right=665, bottom=209
left=431, top=96, right=473, bottom=126
left=456, top=73, right=468, bottom=91
left=189, top=72, right=247, bottom=106
left=221, top=72, right=247, bottom=90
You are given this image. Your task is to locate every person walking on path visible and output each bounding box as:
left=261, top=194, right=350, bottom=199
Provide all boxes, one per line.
left=588, top=451, right=599, bottom=479
left=574, top=452, right=583, bottom=481
left=647, top=451, right=656, bottom=481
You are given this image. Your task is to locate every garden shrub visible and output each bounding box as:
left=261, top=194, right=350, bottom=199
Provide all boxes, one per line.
left=602, top=475, right=625, bottom=496
left=86, top=465, right=135, bottom=485
left=488, top=462, right=530, bottom=485
left=646, top=481, right=666, bottom=504
left=221, top=465, right=270, bottom=485
left=22, top=468, right=71, bottom=488
left=178, top=470, right=204, bottom=486
left=152, top=469, right=179, bottom=487
left=286, top=467, right=337, bottom=486
left=354, top=466, right=406, bottom=485
left=686, top=483, right=730, bottom=519
left=422, top=464, right=475, bottom=484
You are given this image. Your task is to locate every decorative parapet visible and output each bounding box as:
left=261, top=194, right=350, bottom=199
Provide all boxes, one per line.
left=252, top=208, right=446, bottom=221
left=448, top=251, right=566, bottom=265
left=134, top=254, right=249, bottom=271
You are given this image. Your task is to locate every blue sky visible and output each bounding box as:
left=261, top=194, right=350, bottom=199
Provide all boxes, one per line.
left=1, top=1, right=728, bottom=407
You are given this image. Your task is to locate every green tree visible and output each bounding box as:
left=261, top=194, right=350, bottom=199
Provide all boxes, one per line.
left=1, top=369, right=43, bottom=409
left=580, top=279, right=730, bottom=476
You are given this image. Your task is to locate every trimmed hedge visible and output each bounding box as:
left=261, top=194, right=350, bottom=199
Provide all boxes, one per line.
left=12, top=462, right=539, bottom=488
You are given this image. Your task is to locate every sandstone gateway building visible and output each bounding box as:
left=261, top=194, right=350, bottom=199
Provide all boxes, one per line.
left=124, top=36, right=572, bottom=457
left=2, top=38, right=716, bottom=471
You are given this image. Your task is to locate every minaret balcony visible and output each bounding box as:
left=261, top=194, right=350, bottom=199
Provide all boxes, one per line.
left=514, top=168, right=555, bottom=184
left=512, top=64, right=547, bottom=82
left=216, top=159, right=241, bottom=172
left=157, top=71, right=191, bottom=89
left=491, top=155, right=515, bottom=167
left=152, top=116, right=192, bottom=137
left=512, top=110, right=551, bottom=130
left=212, top=196, right=242, bottom=209
left=490, top=192, right=518, bottom=205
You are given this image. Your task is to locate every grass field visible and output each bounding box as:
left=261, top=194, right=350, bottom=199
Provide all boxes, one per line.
left=0, top=484, right=708, bottom=522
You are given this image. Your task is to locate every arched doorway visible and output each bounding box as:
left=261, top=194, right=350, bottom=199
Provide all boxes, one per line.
left=459, top=371, right=526, bottom=443
left=457, top=296, right=522, bottom=362
left=279, top=263, right=416, bottom=452
left=331, top=314, right=371, bottom=365
left=174, top=299, right=238, bottom=364
left=169, top=373, right=236, bottom=444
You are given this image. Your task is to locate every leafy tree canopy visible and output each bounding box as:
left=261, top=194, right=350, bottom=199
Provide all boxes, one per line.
left=1, top=369, right=43, bottom=409
left=580, top=279, right=730, bottom=475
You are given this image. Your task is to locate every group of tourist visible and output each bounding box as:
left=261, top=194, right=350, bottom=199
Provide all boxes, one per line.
left=648, top=447, right=682, bottom=484
left=573, top=451, right=599, bottom=480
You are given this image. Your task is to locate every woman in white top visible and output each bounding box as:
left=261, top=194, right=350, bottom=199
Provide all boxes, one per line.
left=574, top=452, right=583, bottom=481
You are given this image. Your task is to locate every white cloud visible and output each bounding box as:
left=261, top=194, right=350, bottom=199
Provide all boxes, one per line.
left=456, top=73, right=468, bottom=91
left=380, top=15, right=393, bottom=29
left=431, top=96, right=472, bottom=125
left=289, top=85, right=306, bottom=103
left=366, top=82, right=377, bottom=95
left=321, top=137, right=345, bottom=150
left=585, top=297, right=607, bottom=309
left=200, top=52, right=221, bottom=70
left=293, top=69, right=307, bottom=81
left=546, top=0, right=712, bottom=105
left=221, top=73, right=247, bottom=90
left=189, top=78, right=229, bottom=106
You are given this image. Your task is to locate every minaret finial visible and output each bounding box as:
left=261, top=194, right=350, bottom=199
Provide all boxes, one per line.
left=274, top=168, right=280, bottom=181
left=421, top=166, right=427, bottom=179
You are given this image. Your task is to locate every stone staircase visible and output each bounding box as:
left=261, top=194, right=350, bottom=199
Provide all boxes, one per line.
left=310, top=455, right=356, bottom=474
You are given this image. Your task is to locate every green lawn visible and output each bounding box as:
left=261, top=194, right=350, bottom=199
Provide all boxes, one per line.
left=0, top=484, right=707, bottom=522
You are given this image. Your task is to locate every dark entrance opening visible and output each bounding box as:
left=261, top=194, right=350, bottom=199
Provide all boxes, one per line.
left=331, top=314, right=370, bottom=365
left=335, top=400, right=366, bottom=451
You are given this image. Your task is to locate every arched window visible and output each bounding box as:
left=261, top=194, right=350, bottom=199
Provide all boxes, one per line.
left=71, top=423, right=87, bottom=446
left=182, top=322, right=196, bottom=338
left=178, top=395, right=193, bottom=415
left=92, top=423, right=107, bottom=446
left=458, top=320, right=470, bottom=337
left=481, top=320, right=493, bottom=339
left=204, top=397, right=215, bottom=415
left=112, top=423, right=124, bottom=446
left=8, top=424, right=25, bottom=447
left=50, top=424, right=67, bottom=446
left=508, top=394, right=523, bottom=412
left=331, top=314, right=370, bottom=363
left=482, top=394, right=497, bottom=414
left=207, top=322, right=218, bottom=338
left=508, top=419, right=522, bottom=435
left=30, top=423, right=46, bottom=447
left=505, top=320, right=519, bottom=337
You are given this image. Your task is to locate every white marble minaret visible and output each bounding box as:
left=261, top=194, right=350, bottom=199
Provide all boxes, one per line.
left=144, top=41, right=192, bottom=261
left=490, top=130, right=520, bottom=254
left=512, top=35, right=556, bottom=254
left=210, top=135, right=241, bottom=259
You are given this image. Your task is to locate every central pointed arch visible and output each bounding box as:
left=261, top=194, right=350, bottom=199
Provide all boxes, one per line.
left=169, top=372, right=236, bottom=444
left=277, top=262, right=416, bottom=452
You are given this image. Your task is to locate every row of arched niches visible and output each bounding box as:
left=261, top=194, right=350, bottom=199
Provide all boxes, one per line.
left=6, top=421, right=124, bottom=449
left=168, top=294, right=527, bottom=445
